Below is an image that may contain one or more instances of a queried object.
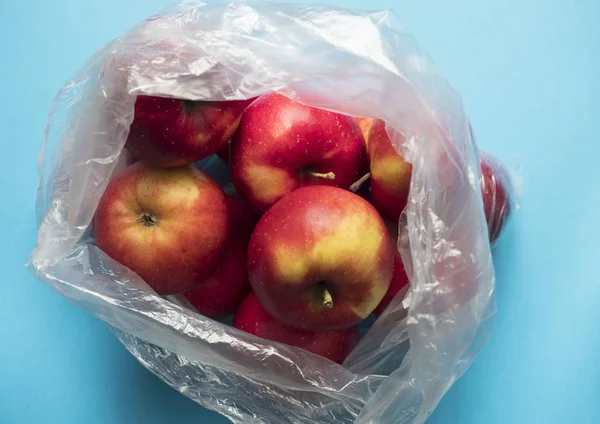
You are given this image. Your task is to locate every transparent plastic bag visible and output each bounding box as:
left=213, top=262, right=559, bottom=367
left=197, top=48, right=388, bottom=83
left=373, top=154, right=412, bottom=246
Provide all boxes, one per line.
left=28, top=1, right=498, bottom=423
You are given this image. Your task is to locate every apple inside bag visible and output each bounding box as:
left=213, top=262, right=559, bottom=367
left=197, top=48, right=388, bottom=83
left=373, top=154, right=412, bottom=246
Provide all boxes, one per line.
left=29, top=2, right=513, bottom=424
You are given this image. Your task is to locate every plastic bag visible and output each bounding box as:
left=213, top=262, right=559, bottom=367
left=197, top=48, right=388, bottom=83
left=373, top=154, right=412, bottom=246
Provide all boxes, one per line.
left=29, top=1, right=498, bottom=423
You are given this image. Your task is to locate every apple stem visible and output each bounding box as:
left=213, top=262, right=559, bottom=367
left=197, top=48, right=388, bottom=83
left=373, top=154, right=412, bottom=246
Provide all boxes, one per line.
left=138, top=212, right=158, bottom=227
left=323, top=289, right=333, bottom=308
left=308, top=171, right=336, bottom=180
left=350, top=172, right=371, bottom=193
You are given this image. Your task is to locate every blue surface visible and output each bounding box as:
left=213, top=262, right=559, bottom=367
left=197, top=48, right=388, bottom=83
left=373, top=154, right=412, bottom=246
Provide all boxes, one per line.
left=1, top=0, right=599, bottom=423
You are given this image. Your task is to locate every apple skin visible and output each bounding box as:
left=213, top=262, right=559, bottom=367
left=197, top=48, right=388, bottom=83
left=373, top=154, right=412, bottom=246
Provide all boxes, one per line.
left=353, top=117, right=374, bottom=185
left=480, top=153, right=512, bottom=244
left=355, top=117, right=374, bottom=151
left=94, top=163, right=229, bottom=295
left=233, top=292, right=359, bottom=364
left=372, top=221, right=410, bottom=316
left=247, top=185, right=394, bottom=331
left=184, top=196, right=256, bottom=318
left=230, top=93, right=367, bottom=214
left=216, top=98, right=259, bottom=165
left=373, top=251, right=410, bottom=316
left=368, top=119, right=412, bottom=222
left=126, top=96, right=251, bottom=167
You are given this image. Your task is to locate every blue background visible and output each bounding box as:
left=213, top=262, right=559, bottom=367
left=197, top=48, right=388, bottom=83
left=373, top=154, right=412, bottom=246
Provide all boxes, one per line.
left=1, top=0, right=599, bottom=423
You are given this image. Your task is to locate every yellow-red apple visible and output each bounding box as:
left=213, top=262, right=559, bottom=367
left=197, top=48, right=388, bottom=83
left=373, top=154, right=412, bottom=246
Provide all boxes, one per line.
left=368, top=119, right=412, bottom=222
left=355, top=117, right=374, bottom=151
left=184, top=196, right=256, bottom=318
left=95, top=163, right=229, bottom=295
left=233, top=292, right=359, bottom=364
left=230, top=93, right=366, bottom=213
left=126, top=96, right=251, bottom=167
left=248, top=186, right=394, bottom=331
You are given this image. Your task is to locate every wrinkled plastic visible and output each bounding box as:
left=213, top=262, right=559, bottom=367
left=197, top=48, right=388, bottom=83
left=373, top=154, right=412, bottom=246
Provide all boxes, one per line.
left=29, top=1, right=498, bottom=423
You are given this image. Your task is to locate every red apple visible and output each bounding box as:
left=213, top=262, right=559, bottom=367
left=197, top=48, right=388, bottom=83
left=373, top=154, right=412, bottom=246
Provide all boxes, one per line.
left=480, top=152, right=512, bottom=244
left=371, top=221, right=410, bottom=315
left=95, top=163, right=229, bottom=295
left=126, top=96, right=251, bottom=167
left=230, top=93, right=366, bottom=213
left=373, top=236, right=410, bottom=316
left=373, top=251, right=410, bottom=315
left=233, top=292, right=359, bottom=364
left=368, top=119, right=412, bottom=222
left=248, top=185, right=394, bottom=331
left=184, top=196, right=256, bottom=318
